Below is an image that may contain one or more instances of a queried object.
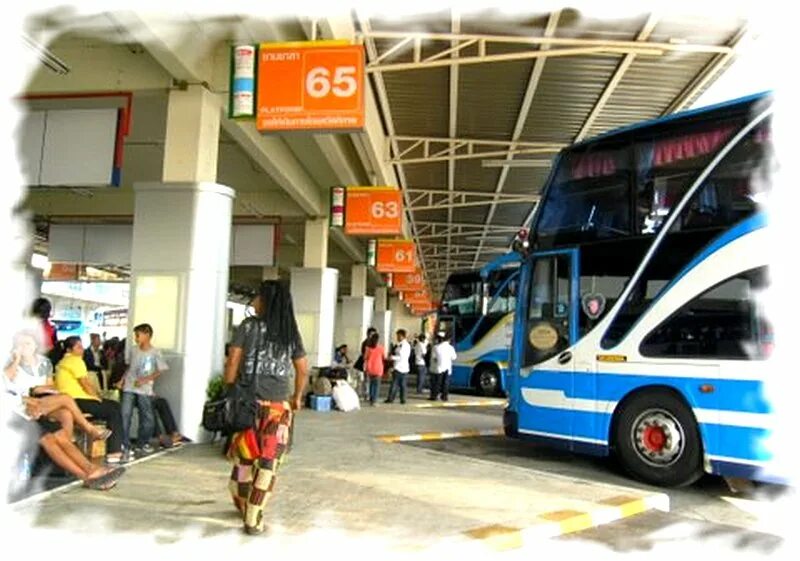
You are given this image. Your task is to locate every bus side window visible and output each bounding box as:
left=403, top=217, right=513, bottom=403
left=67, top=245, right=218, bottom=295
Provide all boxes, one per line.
left=603, top=117, right=771, bottom=350
left=639, top=267, right=768, bottom=360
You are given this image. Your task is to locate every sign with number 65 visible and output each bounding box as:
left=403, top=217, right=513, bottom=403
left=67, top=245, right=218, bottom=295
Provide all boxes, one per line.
left=257, top=42, right=364, bottom=133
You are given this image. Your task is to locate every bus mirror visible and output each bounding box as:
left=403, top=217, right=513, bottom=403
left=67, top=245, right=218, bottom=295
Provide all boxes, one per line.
left=512, top=229, right=530, bottom=256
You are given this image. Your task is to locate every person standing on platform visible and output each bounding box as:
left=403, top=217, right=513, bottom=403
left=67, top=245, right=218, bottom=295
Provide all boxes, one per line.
left=385, top=329, right=411, bottom=404
left=224, top=280, right=309, bottom=535
left=117, top=324, right=168, bottom=459
left=363, top=331, right=385, bottom=406
left=414, top=334, right=429, bottom=394
left=429, top=332, right=457, bottom=402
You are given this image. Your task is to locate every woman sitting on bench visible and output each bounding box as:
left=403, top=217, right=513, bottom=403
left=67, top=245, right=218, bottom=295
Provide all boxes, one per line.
left=3, top=330, right=112, bottom=443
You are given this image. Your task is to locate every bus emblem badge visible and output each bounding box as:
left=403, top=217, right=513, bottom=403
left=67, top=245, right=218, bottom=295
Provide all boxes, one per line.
left=582, top=293, right=606, bottom=320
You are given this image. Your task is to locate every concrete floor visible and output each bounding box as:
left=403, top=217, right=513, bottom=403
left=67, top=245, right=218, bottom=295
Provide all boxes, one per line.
left=5, top=394, right=792, bottom=557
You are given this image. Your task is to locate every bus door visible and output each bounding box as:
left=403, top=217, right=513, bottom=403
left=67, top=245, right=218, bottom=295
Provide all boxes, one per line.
left=515, top=248, right=580, bottom=445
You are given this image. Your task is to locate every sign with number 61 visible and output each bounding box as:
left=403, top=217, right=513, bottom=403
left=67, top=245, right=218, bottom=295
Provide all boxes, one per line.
left=376, top=239, right=416, bottom=274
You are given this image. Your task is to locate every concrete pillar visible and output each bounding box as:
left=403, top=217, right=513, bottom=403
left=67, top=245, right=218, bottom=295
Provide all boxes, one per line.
left=339, top=296, right=374, bottom=360
left=303, top=217, right=329, bottom=269
left=351, top=264, right=368, bottom=297
left=128, top=83, right=228, bottom=443
left=162, top=85, right=221, bottom=183
left=261, top=267, right=280, bottom=281
left=374, top=286, right=388, bottom=312
left=130, top=181, right=234, bottom=443
left=290, top=268, right=338, bottom=368
left=373, top=310, right=392, bottom=356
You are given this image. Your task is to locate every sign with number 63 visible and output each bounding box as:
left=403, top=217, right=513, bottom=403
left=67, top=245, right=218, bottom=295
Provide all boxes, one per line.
left=345, top=187, right=403, bottom=235
left=257, top=42, right=365, bottom=133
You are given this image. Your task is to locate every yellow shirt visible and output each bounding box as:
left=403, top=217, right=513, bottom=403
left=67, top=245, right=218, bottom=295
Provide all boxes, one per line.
left=55, top=354, right=99, bottom=401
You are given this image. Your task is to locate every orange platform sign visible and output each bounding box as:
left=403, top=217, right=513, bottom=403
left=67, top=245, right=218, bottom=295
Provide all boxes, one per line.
left=376, top=239, right=416, bottom=274
left=345, top=187, right=403, bottom=236
left=393, top=269, right=425, bottom=292
left=404, top=291, right=432, bottom=307
left=257, top=43, right=365, bottom=133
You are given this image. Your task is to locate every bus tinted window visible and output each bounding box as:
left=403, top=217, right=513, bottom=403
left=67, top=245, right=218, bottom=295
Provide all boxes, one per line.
left=441, top=275, right=481, bottom=316
left=635, top=117, right=746, bottom=234
left=536, top=146, right=631, bottom=240
left=602, top=117, right=772, bottom=349
left=487, top=269, right=518, bottom=315
left=679, top=120, right=772, bottom=231
left=640, top=267, right=770, bottom=360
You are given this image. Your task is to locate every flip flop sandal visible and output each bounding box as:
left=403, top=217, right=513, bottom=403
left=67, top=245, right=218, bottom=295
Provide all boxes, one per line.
left=84, top=472, right=114, bottom=490
left=84, top=469, right=122, bottom=491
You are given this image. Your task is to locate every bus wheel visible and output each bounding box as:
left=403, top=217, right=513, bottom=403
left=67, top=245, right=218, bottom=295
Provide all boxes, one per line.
left=614, top=390, right=703, bottom=488
left=474, top=365, right=500, bottom=396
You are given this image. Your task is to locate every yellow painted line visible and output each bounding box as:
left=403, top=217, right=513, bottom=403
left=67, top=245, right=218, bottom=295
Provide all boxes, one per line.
left=464, top=524, right=524, bottom=551
left=413, top=400, right=507, bottom=409
left=376, top=428, right=504, bottom=443
left=462, top=493, right=669, bottom=550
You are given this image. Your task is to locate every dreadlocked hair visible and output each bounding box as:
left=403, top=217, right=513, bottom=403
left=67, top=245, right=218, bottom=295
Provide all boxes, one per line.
left=256, top=280, right=301, bottom=348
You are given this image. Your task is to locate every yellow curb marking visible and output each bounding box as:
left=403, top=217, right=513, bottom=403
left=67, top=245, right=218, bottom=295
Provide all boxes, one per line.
left=375, top=428, right=504, bottom=443
left=420, top=432, right=444, bottom=441
left=599, top=495, right=647, bottom=517
left=539, top=509, right=594, bottom=534
left=413, top=400, right=507, bottom=409
left=464, top=524, right=523, bottom=551
left=463, top=495, right=665, bottom=550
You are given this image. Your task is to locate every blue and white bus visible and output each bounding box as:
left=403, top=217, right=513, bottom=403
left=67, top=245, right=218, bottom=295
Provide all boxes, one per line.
left=437, top=253, right=521, bottom=395
left=503, top=92, right=779, bottom=487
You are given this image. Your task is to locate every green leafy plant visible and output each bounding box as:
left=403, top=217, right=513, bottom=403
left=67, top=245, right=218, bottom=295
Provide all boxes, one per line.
left=206, top=374, right=226, bottom=401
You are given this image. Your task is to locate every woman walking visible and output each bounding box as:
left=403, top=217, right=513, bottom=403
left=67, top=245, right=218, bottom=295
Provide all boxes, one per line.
left=224, top=280, right=309, bottom=535
left=363, top=332, right=386, bottom=406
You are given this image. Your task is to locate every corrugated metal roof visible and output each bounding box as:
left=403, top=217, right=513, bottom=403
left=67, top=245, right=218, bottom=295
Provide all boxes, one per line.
left=360, top=9, right=748, bottom=292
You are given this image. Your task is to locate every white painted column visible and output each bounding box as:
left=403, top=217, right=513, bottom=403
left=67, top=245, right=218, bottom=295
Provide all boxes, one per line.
left=290, top=267, right=338, bottom=368
left=130, top=182, right=234, bottom=443
left=303, top=217, right=329, bottom=269
left=372, top=287, right=392, bottom=355
left=339, top=296, right=374, bottom=360
left=290, top=216, right=338, bottom=367
left=351, top=264, right=368, bottom=297
left=128, top=84, right=229, bottom=443
left=162, top=85, right=221, bottom=183
left=374, top=286, right=388, bottom=312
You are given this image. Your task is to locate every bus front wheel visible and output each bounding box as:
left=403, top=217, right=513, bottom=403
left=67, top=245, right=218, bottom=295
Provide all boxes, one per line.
left=474, top=364, right=500, bottom=396
left=614, top=390, right=703, bottom=488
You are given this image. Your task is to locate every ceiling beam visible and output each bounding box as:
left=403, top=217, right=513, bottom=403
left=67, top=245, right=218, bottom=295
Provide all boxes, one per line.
left=356, top=11, right=431, bottom=285
left=662, top=25, right=748, bottom=115
left=367, top=45, right=661, bottom=73
left=446, top=9, right=460, bottom=285
left=573, top=14, right=660, bottom=143
left=360, top=30, right=735, bottom=54
left=471, top=10, right=561, bottom=267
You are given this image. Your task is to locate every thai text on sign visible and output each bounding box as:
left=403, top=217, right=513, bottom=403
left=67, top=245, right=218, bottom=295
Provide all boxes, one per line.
left=375, top=239, right=416, bottom=273
left=256, top=42, right=365, bottom=133
left=345, top=187, right=403, bottom=235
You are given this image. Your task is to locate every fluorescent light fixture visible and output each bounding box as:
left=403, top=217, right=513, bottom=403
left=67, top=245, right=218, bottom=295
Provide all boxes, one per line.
left=22, top=34, right=71, bottom=75
left=481, top=159, right=552, bottom=168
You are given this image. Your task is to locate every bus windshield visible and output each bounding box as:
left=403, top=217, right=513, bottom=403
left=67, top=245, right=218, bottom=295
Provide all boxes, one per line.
left=440, top=272, right=481, bottom=316
left=536, top=146, right=631, bottom=240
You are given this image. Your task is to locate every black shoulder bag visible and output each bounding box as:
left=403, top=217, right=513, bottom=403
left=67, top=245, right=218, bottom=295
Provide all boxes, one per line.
left=202, top=323, right=261, bottom=434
